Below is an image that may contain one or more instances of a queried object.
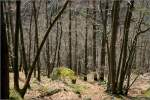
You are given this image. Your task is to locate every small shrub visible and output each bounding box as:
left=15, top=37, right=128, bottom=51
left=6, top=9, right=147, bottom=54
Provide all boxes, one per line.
left=51, top=67, right=77, bottom=83
left=83, top=96, right=91, bottom=100
left=68, top=84, right=87, bottom=94
left=98, top=80, right=107, bottom=85
left=144, top=88, right=150, bottom=97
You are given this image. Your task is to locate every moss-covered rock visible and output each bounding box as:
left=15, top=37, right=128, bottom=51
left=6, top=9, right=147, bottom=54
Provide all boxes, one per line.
left=51, top=67, right=77, bottom=83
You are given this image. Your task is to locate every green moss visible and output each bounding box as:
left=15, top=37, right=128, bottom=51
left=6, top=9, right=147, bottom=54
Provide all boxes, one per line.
left=68, top=84, right=87, bottom=94
left=83, top=96, right=91, bottom=100
left=9, top=89, right=22, bottom=100
left=98, top=80, right=107, bottom=85
left=38, top=85, right=49, bottom=93
left=51, top=67, right=77, bottom=82
left=144, top=88, right=150, bottom=97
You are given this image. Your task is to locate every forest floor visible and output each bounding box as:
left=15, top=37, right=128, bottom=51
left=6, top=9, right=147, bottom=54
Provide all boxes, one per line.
left=9, top=72, right=150, bottom=100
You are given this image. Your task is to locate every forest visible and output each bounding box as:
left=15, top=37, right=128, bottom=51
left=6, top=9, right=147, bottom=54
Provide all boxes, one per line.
left=1, top=0, right=150, bottom=100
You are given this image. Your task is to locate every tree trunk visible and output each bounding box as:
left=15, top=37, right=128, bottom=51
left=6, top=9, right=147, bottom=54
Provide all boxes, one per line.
left=74, top=10, right=78, bottom=75
left=33, top=0, right=41, bottom=81
left=45, top=0, right=51, bottom=78
left=99, top=0, right=108, bottom=81
left=1, top=2, right=9, bottom=99
left=109, top=0, right=121, bottom=93
left=8, top=1, right=15, bottom=68
left=118, top=0, right=134, bottom=93
left=68, top=0, right=72, bottom=69
left=28, top=6, right=33, bottom=69
left=19, top=12, right=28, bottom=78
left=57, top=17, right=63, bottom=67
left=84, top=0, right=89, bottom=81
left=92, top=0, right=97, bottom=81
left=14, top=0, right=21, bottom=91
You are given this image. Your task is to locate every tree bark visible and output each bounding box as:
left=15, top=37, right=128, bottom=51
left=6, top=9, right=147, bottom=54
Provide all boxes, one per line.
left=68, top=0, right=72, bottom=69
left=1, top=2, right=9, bottom=99
left=99, top=0, right=108, bottom=81
left=45, top=0, right=51, bottom=78
left=19, top=12, right=28, bottom=78
left=109, top=0, right=121, bottom=93
left=84, top=0, right=89, bottom=81
left=118, top=0, right=134, bottom=93
left=14, top=0, right=21, bottom=91
left=92, top=0, right=97, bottom=81
left=28, top=6, right=33, bottom=70
left=33, top=0, right=41, bottom=81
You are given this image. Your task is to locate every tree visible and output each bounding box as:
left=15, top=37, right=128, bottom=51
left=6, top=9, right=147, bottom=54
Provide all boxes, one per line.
left=14, top=0, right=21, bottom=91
left=1, top=2, right=9, bottom=99
left=19, top=9, right=28, bottom=78
left=28, top=4, right=33, bottom=71
left=45, top=0, right=51, bottom=78
left=56, top=17, right=63, bottom=67
left=84, top=0, right=89, bottom=81
left=107, top=0, right=121, bottom=93
left=68, top=0, right=72, bottom=69
left=32, top=0, right=41, bottom=81
left=92, top=0, right=97, bottom=81
left=106, top=0, right=150, bottom=94
left=99, top=0, right=108, bottom=81
left=74, top=10, right=78, bottom=75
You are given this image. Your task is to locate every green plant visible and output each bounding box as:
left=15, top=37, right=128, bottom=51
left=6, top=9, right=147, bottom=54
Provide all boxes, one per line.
left=68, top=84, right=87, bottom=94
left=51, top=67, right=77, bottom=83
left=9, top=89, right=22, bottom=100
left=144, top=88, right=150, bottom=97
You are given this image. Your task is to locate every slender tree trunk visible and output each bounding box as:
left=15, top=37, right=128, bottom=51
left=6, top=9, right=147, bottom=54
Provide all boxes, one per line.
left=92, top=0, right=97, bottom=81
left=68, top=0, right=72, bottom=69
left=84, top=1, right=89, bottom=81
left=50, top=21, right=59, bottom=73
left=109, top=0, right=121, bottom=93
left=99, top=0, right=108, bottom=81
left=4, top=2, right=13, bottom=70
left=4, top=2, right=11, bottom=50
left=1, top=2, right=9, bottom=99
left=33, top=0, right=41, bottom=81
left=57, top=17, right=63, bottom=67
left=8, top=2, right=15, bottom=67
left=45, top=0, right=51, bottom=78
left=14, top=0, right=21, bottom=91
left=28, top=7, right=33, bottom=69
left=19, top=12, right=28, bottom=78
left=118, top=0, right=134, bottom=93
left=74, top=10, right=78, bottom=75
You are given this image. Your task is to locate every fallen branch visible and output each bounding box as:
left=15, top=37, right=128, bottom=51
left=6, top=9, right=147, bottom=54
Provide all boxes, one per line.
left=127, top=74, right=140, bottom=90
